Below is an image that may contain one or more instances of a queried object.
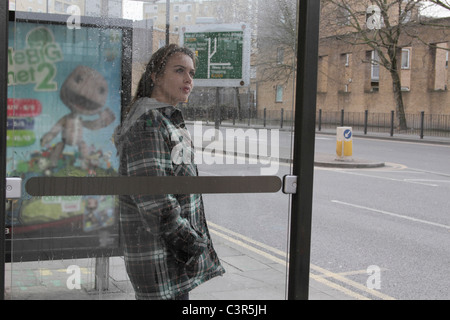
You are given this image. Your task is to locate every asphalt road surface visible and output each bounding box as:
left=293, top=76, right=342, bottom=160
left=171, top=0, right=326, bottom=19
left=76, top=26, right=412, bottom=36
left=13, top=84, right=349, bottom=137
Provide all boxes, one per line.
left=197, top=131, right=450, bottom=300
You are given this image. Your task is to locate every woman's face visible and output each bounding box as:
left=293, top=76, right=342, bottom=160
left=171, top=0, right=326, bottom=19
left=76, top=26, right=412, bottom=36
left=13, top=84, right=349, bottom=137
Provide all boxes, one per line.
left=151, top=52, right=195, bottom=106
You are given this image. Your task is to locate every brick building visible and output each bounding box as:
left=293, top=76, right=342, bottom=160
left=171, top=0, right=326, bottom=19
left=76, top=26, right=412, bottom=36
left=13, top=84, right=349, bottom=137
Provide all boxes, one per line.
left=317, top=17, right=450, bottom=116
left=257, top=2, right=450, bottom=122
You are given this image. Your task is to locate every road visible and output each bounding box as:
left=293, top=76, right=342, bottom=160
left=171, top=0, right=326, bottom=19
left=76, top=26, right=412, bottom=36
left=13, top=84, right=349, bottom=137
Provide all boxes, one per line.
left=193, top=126, right=450, bottom=300
left=313, top=135, right=450, bottom=300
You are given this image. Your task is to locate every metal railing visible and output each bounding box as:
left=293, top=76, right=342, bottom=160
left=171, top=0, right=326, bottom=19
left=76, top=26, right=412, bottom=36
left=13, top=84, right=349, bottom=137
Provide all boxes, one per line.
left=183, top=106, right=295, bottom=128
left=317, top=109, right=450, bottom=138
left=184, top=106, right=450, bottom=139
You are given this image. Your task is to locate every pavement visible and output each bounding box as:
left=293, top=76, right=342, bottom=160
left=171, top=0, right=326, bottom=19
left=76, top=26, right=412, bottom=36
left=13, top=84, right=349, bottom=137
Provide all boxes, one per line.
left=4, top=123, right=449, bottom=301
left=4, top=229, right=360, bottom=300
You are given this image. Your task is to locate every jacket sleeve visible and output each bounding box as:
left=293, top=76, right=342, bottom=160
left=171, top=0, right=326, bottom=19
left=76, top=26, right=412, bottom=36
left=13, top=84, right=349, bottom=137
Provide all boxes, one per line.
left=124, top=121, right=207, bottom=264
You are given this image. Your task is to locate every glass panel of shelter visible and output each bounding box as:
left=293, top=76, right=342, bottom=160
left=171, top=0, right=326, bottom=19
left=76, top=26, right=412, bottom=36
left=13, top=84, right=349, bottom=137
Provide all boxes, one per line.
left=5, top=0, right=297, bottom=300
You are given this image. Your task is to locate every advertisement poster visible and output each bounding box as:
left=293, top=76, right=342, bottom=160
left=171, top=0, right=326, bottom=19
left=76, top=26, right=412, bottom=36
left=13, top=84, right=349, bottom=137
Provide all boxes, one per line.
left=6, top=21, right=123, bottom=257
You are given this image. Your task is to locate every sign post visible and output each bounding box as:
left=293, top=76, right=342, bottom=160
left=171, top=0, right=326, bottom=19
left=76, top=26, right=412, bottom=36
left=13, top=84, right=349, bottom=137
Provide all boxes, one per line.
left=336, top=127, right=353, bottom=161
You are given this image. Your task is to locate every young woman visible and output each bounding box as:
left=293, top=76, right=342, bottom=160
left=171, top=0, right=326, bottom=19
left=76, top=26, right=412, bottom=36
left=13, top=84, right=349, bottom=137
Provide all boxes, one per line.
left=114, top=44, right=225, bottom=300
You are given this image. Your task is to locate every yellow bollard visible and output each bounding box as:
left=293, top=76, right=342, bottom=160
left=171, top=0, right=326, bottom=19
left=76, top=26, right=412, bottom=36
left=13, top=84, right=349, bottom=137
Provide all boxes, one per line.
left=336, top=127, right=353, bottom=161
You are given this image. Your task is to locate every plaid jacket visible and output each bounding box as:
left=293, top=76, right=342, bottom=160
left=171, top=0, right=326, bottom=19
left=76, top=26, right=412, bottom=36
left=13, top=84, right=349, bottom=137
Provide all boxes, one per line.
left=114, top=98, right=225, bottom=300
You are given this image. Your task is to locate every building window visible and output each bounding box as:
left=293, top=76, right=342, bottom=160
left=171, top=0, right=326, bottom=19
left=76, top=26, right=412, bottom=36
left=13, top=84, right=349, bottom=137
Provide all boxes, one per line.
left=400, top=9, right=412, bottom=24
left=337, top=6, right=351, bottom=26
left=401, top=48, right=410, bottom=69
left=431, top=42, right=449, bottom=91
left=446, top=51, right=449, bottom=69
left=366, top=5, right=384, bottom=28
left=145, top=5, right=158, bottom=13
left=401, top=48, right=412, bottom=91
left=341, top=53, right=352, bottom=92
left=371, top=50, right=380, bottom=81
left=276, top=85, right=283, bottom=102
left=366, top=50, right=380, bottom=92
left=277, top=48, right=284, bottom=64
left=317, top=55, right=328, bottom=93
left=250, top=66, right=257, bottom=80
left=343, top=53, right=350, bottom=67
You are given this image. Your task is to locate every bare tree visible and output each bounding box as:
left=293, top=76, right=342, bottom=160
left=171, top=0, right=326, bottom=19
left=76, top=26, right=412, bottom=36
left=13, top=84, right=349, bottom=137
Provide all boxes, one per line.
left=255, top=0, right=297, bottom=85
left=216, top=0, right=260, bottom=120
left=321, top=0, right=425, bottom=130
left=425, top=0, right=450, bottom=11
left=419, top=0, right=450, bottom=32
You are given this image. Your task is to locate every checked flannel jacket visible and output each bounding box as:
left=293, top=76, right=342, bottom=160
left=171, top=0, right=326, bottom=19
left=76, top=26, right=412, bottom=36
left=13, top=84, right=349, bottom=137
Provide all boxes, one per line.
left=114, top=98, right=225, bottom=300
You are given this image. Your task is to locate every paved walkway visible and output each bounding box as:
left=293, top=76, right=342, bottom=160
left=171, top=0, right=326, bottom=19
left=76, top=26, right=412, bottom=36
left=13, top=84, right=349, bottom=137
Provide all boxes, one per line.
left=4, top=229, right=359, bottom=300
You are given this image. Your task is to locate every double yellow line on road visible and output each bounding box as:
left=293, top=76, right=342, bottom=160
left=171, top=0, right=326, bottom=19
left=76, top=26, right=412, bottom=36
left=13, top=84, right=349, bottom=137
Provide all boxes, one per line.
left=208, top=222, right=396, bottom=300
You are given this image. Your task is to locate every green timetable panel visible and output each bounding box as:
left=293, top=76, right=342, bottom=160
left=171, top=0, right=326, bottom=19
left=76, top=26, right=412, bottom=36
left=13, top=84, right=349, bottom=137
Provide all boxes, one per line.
left=180, top=24, right=250, bottom=87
